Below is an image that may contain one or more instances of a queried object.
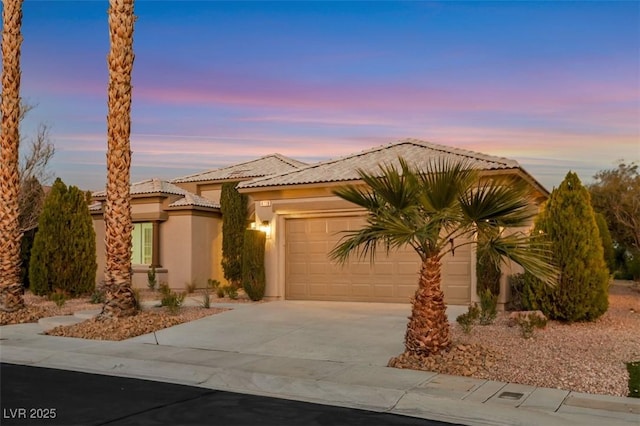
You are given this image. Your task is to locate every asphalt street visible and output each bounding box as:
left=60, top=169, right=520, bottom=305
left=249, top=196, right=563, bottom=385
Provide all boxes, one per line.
left=1, top=363, right=462, bottom=426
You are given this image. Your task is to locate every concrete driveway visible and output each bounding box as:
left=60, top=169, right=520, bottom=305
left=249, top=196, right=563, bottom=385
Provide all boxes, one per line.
left=130, top=301, right=467, bottom=366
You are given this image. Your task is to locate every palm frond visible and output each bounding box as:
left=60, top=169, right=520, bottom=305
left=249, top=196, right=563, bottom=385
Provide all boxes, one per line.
left=416, top=157, right=476, bottom=212
left=460, top=177, right=537, bottom=232
left=478, top=233, right=558, bottom=287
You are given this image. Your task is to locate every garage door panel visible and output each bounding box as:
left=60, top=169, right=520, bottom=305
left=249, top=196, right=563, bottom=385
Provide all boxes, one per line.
left=286, top=216, right=470, bottom=303
left=351, top=284, right=373, bottom=297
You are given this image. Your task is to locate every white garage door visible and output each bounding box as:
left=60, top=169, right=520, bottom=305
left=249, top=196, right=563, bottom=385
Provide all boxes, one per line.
left=285, top=216, right=471, bottom=304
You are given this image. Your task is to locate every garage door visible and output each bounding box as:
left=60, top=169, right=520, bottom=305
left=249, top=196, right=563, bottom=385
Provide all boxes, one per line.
left=285, top=216, right=471, bottom=304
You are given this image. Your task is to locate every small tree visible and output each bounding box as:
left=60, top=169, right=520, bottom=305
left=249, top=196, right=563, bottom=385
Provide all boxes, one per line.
left=220, top=182, right=248, bottom=287
left=589, top=162, right=639, bottom=251
left=29, top=178, right=96, bottom=296
left=242, top=229, right=266, bottom=301
left=523, top=172, right=609, bottom=322
left=18, top=121, right=55, bottom=233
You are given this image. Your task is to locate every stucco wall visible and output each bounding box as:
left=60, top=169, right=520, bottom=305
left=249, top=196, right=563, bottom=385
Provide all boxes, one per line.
left=160, top=214, right=193, bottom=288
left=92, top=216, right=106, bottom=286
left=159, top=212, right=222, bottom=290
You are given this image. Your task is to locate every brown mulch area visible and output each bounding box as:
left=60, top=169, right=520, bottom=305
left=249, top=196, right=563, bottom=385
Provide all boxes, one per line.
left=0, top=292, right=97, bottom=326
left=44, top=306, right=227, bottom=340
left=0, top=288, right=249, bottom=340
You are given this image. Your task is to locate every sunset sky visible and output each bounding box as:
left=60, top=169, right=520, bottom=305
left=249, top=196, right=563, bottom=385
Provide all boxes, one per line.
left=14, top=1, right=640, bottom=191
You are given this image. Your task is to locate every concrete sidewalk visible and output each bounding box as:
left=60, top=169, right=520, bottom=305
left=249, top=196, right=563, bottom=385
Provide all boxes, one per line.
left=1, top=301, right=638, bottom=426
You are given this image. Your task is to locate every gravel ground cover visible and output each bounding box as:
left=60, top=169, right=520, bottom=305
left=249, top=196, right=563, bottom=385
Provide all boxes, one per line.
left=391, top=281, right=640, bottom=397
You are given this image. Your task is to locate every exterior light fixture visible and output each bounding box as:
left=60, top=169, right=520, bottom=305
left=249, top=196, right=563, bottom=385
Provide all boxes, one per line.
left=258, top=220, right=271, bottom=238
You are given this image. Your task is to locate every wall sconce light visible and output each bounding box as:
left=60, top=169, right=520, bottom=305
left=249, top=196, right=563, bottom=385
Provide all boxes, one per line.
left=258, top=220, right=271, bottom=238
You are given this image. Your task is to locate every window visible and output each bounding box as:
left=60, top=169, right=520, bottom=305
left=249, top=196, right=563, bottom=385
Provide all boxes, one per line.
left=131, top=222, right=153, bottom=265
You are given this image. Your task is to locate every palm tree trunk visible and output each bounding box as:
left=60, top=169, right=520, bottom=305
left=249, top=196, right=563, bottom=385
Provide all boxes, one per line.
left=101, top=0, right=137, bottom=318
left=404, top=255, right=451, bottom=356
left=0, top=0, right=26, bottom=312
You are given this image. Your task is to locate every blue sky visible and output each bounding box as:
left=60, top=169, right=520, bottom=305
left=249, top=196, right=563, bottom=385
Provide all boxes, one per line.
left=13, top=1, right=640, bottom=191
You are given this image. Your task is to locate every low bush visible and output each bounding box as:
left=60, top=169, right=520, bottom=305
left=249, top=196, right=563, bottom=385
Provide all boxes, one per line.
left=456, top=303, right=480, bottom=334
left=201, top=290, right=211, bottom=309
left=90, top=289, right=105, bottom=304
left=49, top=289, right=67, bottom=307
left=147, top=266, right=157, bottom=291
left=516, top=312, right=548, bottom=339
left=185, top=280, right=198, bottom=294
left=224, top=285, right=238, bottom=300
left=216, top=286, right=225, bottom=298
left=479, top=288, right=498, bottom=325
left=159, top=283, right=186, bottom=314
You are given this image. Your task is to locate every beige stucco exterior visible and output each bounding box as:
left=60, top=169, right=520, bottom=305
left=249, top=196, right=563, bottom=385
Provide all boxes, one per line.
left=91, top=191, right=223, bottom=291
left=90, top=145, right=547, bottom=305
left=241, top=171, right=544, bottom=306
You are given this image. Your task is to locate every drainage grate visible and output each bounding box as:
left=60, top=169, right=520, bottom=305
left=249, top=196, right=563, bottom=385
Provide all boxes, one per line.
left=498, top=391, right=524, bottom=400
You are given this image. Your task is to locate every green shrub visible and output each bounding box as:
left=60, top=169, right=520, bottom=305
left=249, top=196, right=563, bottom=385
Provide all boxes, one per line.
left=456, top=303, right=480, bottom=334
left=201, top=290, right=211, bottom=308
left=476, top=244, right=501, bottom=296
left=164, top=293, right=185, bottom=314
left=90, top=288, right=106, bottom=304
left=628, top=361, right=640, bottom=398
left=516, top=312, right=548, bottom=339
left=242, top=229, right=266, bottom=301
left=20, top=228, right=37, bottom=289
left=207, top=279, right=220, bottom=290
left=220, top=182, right=248, bottom=288
left=523, top=172, right=609, bottom=322
left=223, top=285, right=238, bottom=300
left=159, top=283, right=186, bottom=314
left=627, top=251, right=640, bottom=281
left=29, top=178, right=96, bottom=297
left=595, top=213, right=616, bottom=273
left=185, top=280, right=198, bottom=294
left=216, top=286, right=225, bottom=298
left=478, top=288, right=498, bottom=325
left=147, top=266, right=157, bottom=291
left=506, top=273, right=526, bottom=311
left=49, top=289, right=67, bottom=307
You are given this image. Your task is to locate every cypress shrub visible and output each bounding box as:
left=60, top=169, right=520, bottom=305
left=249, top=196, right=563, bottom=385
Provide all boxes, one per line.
left=20, top=228, right=37, bottom=289
left=522, top=172, right=609, bottom=322
left=476, top=250, right=501, bottom=296
left=220, top=182, right=248, bottom=287
left=29, top=178, right=96, bottom=296
left=242, top=229, right=266, bottom=301
left=594, top=212, right=615, bottom=273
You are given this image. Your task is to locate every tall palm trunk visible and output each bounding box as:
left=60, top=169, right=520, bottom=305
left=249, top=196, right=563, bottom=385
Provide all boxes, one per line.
left=0, top=0, right=25, bottom=312
left=404, top=256, right=450, bottom=355
left=101, top=0, right=137, bottom=318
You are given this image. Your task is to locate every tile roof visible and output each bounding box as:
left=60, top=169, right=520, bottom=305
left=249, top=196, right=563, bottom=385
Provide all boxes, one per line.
left=88, top=202, right=102, bottom=212
left=238, top=139, right=521, bottom=189
left=92, top=178, right=220, bottom=209
left=171, top=154, right=307, bottom=183
left=168, top=192, right=220, bottom=209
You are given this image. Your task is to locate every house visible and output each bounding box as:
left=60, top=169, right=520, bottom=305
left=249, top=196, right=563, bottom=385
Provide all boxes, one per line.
left=91, top=139, right=548, bottom=306
left=90, top=154, right=307, bottom=289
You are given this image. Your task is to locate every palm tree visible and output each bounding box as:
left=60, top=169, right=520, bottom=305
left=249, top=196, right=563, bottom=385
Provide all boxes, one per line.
left=0, top=0, right=26, bottom=312
left=101, top=0, right=137, bottom=318
left=330, top=158, right=556, bottom=356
